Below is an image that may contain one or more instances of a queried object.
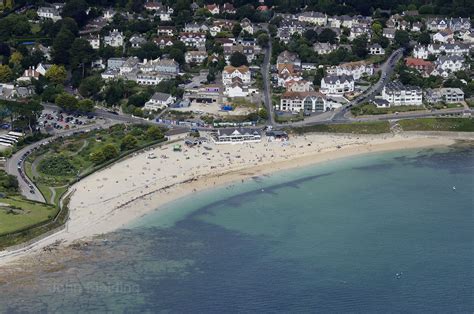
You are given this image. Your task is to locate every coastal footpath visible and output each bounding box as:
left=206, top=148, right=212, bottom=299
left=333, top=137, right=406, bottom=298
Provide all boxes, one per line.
left=0, top=131, right=473, bottom=267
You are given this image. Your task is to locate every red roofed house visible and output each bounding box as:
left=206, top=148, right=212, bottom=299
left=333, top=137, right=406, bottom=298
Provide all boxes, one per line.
left=206, top=4, right=220, bottom=15
left=405, top=57, right=435, bottom=76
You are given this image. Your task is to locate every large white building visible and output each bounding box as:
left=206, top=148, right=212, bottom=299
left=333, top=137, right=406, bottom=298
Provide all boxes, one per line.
left=212, top=128, right=262, bottom=144
left=298, top=11, right=327, bottom=26
left=320, top=74, right=355, bottom=95
left=381, top=81, right=422, bottom=106
left=278, top=91, right=340, bottom=112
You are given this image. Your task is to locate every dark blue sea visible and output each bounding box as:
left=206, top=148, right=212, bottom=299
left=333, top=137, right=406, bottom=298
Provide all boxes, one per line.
left=0, top=143, right=473, bottom=313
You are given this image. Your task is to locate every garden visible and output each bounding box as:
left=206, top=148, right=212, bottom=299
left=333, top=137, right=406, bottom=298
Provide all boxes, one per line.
left=24, top=124, right=167, bottom=206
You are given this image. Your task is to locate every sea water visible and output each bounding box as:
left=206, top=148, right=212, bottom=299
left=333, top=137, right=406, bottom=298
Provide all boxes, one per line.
left=0, top=144, right=472, bottom=312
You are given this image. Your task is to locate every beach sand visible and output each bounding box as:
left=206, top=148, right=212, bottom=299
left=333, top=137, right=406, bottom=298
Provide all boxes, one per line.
left=0, top=131, right=472, bottom=266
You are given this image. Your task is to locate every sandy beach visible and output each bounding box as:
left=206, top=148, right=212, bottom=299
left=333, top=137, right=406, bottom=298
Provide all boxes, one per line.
left=0, top=131, right=472, bottom=266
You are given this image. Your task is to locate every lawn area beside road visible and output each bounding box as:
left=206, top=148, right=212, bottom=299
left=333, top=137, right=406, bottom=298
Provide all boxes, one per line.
left=0, top=196, right=58, bottom=236
left=351, top=103, right=426, bottom=116
left=290, top=121, right=391, bottom=134
left=399, top=118, right=474, bottom=132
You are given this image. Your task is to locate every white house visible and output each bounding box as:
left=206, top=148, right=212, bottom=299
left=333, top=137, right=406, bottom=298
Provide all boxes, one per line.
left=37, top=6, right=62, bottom=21
left=330, top=61, right=374, bottom=80
left=369, top=44, right=385, bottom=55
left=104, top=29, right=124, bottom=47
left=425, top=88, right=464, bottom=104
left=179, top=32, right=207, bottom=48
left=241, top=18, right=254, bottom=34
left=349, top=26, right=371, bottom=41
left=381, top=81, right=422, bottom=106
left=222, top=65, right=251, bottom=85
left=383, top=28, right=396, bottom=40
left=434, top=55, right=465, bottom=73
left=412, top=45, right=429, bottom=59
left=206, top=4, right=220, bottom=15
left=278, top=91, right=339, bottom=112
left=432, top=29, right=454, bottom=43
left=286, top=80, right=314, bottom=92
left=184, top=23, right=209, bottom=33
left=320, top=74, right=355, bottom=95
left=313, top=42, right=338, bottom=55
left=103, top=8, right=116, bottom=21
left=129, top=34, right=146, bottom=48
left=35, top=63, right=52, bottom=76
left=298, top=11, right=327, bottom=25
left=84, top=34, right=100, bottom=49
left=185, top=51, right=208, bottom=64
left=144, top=92, right=175, bottom=111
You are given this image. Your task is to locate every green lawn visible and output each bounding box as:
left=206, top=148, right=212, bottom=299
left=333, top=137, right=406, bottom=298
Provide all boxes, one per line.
left=0, top=197, right=58, bottom=236
left=351, top=103, right=426, bottom=116
left=399, top=118, right=474, bottom=132
left=291, top=121, right=391, bottom=134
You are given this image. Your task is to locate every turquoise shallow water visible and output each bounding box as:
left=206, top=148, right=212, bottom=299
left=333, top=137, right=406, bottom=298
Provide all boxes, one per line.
left=0, top=144, right=473, bottom=312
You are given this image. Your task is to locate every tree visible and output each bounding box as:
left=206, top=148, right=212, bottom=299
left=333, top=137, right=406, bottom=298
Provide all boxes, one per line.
left=318, top=28, right=337, bottom=44
left=418, top=32, right=431, bottom=46
left=55, top=93, right=78, bottom=112
left=352, top=34, right=368, bottom=58
left=62, top=0, right=89, bottom=26
left=232, top=23, right=242, bottom=37
left=78, top=75, right=103, bottom=98
left=52, top=28, right=75, bottom=64
left=394, top=30, right=410, bottom=48
left=0, top=65, right=13, bottom=82
left=9, top=51, right=23, bottom=65
left=102, top=144, right=119, bottom=160
left=303, top=29, right=318, bottom=43
left=77, top=99, right=95, bottom=113
left=371, top=21, right=383, bottom=37
left=103, top=80, right=125, bottom=105
left=258, top=108, right=268, bottom=120
left=69, top=38, right=96, bottom=73
left=229, top=52, right=249, bottom=67
left=90, top=151, right=105, bottom=164
left=257, top=33, right=270, bottom=48
left=127, top=93, right=148, bottom=107
left=146, top=126, right=164, bottom=140
left=45, top=65, right=67, bottom=85
left=121, top=134, right=138, bottom=150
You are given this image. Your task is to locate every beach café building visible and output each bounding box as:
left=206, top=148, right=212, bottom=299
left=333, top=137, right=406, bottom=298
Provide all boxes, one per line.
left=212, top=128, right=262, bottom=144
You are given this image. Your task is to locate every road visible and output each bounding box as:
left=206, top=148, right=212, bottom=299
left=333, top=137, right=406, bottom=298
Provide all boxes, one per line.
left=260, top=25, right=276, bottom=126
left=331, top=48, right=405, bottom=122
left=5, top=121, right=112, bottom=202
left=5, top=105, right=191, bottom=202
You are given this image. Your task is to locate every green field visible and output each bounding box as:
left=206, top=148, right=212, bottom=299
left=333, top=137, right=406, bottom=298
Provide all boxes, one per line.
left=0, top=196, right=58, bottom=236
left=291, top=121, right=391, bottom=134
left=399, top=118, right=474, bottom=132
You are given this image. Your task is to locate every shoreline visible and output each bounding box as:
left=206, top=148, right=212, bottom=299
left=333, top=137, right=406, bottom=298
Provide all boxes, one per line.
left=0, top=131, right=472, bottom=267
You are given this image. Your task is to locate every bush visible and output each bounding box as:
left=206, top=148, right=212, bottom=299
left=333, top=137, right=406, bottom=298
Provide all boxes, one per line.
left=38, top=154, right=76, bottom=176
left=120, top=134, right=138, bottom=151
